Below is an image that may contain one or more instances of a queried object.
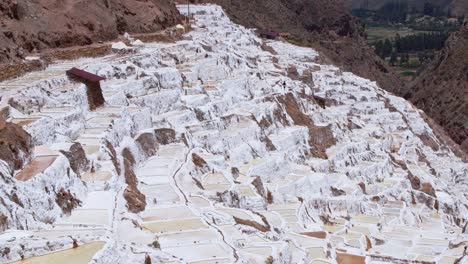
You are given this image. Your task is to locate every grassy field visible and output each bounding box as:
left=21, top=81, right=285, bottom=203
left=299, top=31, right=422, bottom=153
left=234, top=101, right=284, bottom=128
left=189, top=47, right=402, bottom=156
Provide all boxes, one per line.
left=366, top=26, right=431, bottom=42
left=381, top=54, right=422, bottom=80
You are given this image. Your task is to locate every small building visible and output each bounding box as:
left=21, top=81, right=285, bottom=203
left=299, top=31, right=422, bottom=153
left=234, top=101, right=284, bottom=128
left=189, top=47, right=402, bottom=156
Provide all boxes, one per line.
left=256, top=29, right=279, bottom=40
left=66, top=68, right=106, bottom=111
left=279, top=32, right=291, bottom=39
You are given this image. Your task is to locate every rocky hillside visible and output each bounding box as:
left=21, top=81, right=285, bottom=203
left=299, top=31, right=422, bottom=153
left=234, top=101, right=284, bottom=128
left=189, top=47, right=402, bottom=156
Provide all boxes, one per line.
left=0, top=0, right=182, bottom=64
left=451, top=0, right=468, bottom=16
left=0, top=5, right=467, bottom=263
left=185, top=0, right=404, bottom=93
left=406, top=21, right=468, bottom=153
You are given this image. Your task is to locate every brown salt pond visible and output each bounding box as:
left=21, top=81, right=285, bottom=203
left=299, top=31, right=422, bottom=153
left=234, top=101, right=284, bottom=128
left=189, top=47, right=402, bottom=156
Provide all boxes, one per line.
left=12, top=241, right=105, bottom=264
left=336, top=252, right=365, bottom=264
left=10, top=117, right=41, bottom=127
left=15, top=156, right=57, bottom=181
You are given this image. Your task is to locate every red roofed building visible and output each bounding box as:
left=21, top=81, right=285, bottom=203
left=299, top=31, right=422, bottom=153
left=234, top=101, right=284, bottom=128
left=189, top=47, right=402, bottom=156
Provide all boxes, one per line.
left=66, top=68, right=106, bottom=111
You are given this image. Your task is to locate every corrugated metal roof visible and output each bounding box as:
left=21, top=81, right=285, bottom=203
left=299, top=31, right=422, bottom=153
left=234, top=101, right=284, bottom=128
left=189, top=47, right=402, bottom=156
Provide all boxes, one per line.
left=66, top=67, right=106, bottom=83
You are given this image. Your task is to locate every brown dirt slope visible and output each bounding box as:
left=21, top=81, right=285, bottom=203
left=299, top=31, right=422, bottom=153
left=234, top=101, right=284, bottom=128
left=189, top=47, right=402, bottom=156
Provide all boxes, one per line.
left=186, top=0, right=403, bottom=94
left=406, top=21, right=468, bottom=152
left=0, top=0, right=182, bottom=63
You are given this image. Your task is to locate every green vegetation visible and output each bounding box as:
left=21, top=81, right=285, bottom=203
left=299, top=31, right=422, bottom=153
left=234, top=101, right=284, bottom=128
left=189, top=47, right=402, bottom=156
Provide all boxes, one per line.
left=373, top=31, right=448, bottom=59
left=366, top=26, right=430, bottom=42
left=352, top=0, right=463, bottom=79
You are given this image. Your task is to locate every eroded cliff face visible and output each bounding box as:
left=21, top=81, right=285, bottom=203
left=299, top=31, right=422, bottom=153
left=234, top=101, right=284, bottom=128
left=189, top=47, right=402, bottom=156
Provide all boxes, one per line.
left=0, top=4, right=467, bottom=264
left=0, top=0, right=182, bottom=63
left=407, top=21, right=468, bottom=153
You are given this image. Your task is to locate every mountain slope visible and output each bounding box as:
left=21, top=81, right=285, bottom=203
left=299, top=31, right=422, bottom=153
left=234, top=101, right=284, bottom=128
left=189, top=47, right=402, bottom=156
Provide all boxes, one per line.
left=406, top=21, right=468, bottom=152
left=0, top=0, right=182, bottom=64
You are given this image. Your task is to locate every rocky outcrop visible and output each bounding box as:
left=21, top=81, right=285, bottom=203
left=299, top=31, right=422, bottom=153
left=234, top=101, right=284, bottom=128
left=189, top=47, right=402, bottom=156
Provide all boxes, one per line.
left=59, top=143, right=90, bottom=175
left=135, top=132, right=159, bottom=158
left=55, top=187, right=81, bottom=215
left=0, top=0, right=182, bottom=63
left=233, top=216, right=270, bottom=232
left=0, top=121, right=32, bottom=172
left=0, top=214, right=7, bottom=232
left=154, top=128, right=177, bottom=145
left=122, top=148, right=146, bottom=214
left=104, top=140, right=121, bottom=175
left=276, top=93, right=336, bottom=159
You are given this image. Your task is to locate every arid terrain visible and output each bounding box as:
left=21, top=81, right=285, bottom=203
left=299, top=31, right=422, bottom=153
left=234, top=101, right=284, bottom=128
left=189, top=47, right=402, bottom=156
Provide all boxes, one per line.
left=0, top=0, right=182, bottom=64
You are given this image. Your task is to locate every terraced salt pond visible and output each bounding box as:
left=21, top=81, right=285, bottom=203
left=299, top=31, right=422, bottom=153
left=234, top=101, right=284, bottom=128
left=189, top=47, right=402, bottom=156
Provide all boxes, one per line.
left=11, top=242, right=105, bottom=264
left=0, top=3, right=466, bottom=264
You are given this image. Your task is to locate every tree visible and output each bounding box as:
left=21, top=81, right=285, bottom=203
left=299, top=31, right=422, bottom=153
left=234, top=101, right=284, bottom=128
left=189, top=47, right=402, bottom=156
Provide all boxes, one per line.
left=376, top=1, right=408, bottom=23
left=399, top=53, right=409, bottom=66
left=418, top=52, right=425, bottom=64
left=389, top=50, right=398, bottom=66
left=373, top=40, right=385, bottom=59
left=383, top=39, right=393, bottom=58
left=395, top=33, right=402, bottom=52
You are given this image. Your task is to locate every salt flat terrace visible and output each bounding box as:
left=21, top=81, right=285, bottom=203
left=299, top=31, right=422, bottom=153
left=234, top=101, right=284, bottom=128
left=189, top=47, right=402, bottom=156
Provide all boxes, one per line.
left=0, top=3, right=467, bottom=264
